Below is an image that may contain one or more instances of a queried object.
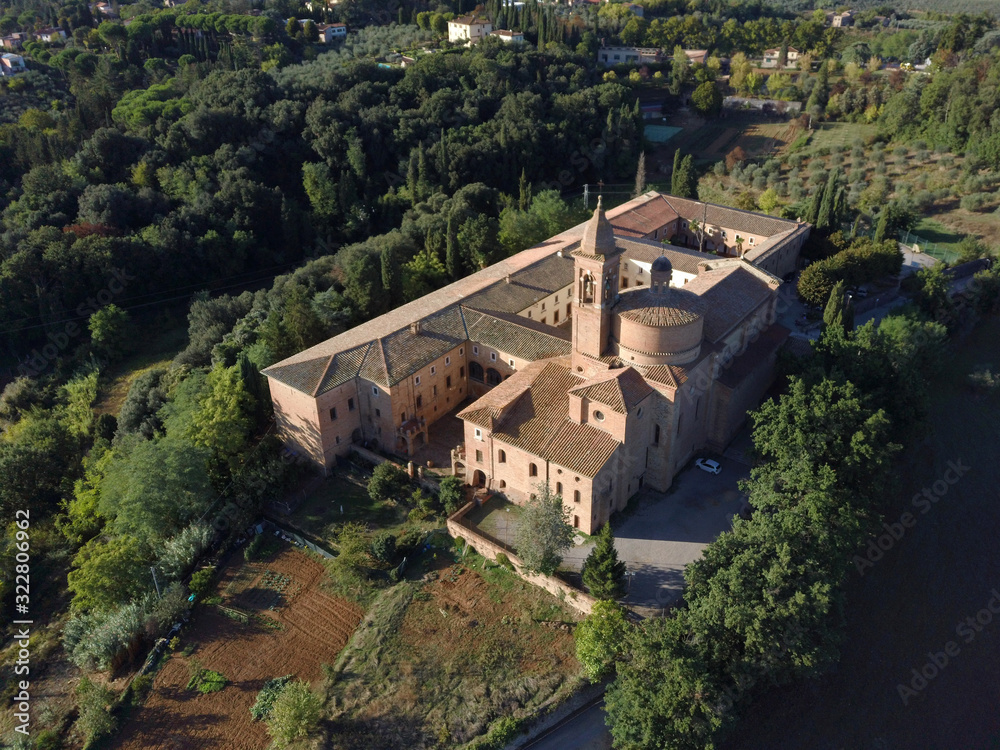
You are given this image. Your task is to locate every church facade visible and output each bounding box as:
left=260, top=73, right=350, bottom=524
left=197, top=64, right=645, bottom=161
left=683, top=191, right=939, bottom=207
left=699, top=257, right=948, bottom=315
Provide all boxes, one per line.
left=263, top=192, right=808, bottom=533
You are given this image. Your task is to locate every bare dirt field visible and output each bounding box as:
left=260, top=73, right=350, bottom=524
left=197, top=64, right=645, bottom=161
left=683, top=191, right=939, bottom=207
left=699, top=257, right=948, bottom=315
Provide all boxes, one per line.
left=114, top=544, right=362, bottom=750
left=327, top=556, right=583, bottom=750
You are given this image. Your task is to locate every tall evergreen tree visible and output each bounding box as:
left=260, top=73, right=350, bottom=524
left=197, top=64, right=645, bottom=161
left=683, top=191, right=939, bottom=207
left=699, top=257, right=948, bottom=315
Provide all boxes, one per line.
left=873, top=204, right=890, bottom=243
left=582, top=523, right=627, bottom=600
left=380, top=244, right=402, bottom=301
left=518, top=168, right=532, bottom=211
left=670, top=149, right=683, bottom=195
left=815, top=168, right=840, bottom=232
left=445, top=216, right=459, bottom=280
left=633, top=151, right=647, bottom=198
left=805, top=186, right=823, bottom=225
left=823, top=280, right=847, bottom=334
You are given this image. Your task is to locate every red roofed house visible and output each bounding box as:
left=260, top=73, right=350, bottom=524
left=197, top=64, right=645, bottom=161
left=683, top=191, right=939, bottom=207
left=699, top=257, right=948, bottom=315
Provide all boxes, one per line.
left=263, top=192, right=809, bottom=534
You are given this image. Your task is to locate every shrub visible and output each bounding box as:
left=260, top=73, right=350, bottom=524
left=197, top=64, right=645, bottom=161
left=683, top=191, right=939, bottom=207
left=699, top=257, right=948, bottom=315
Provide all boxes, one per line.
left=75, top=676, right=117, bottom=746
left=438, top=475, right=465, bottom=515
left=187, top=667, right=227, bottom=693
left=370, top=532, right=397, bottom=564
left=367, top=461, right=408, bottom=502
left=251, top=675, right=294, bottom=721
left=797, top=238, right=903, bottom=307
left=64, top=599, right=149, bottom=671
left=157, top=521, right=213, bottom=581
left=188, top=567, right=216, bottom=598
left=468, top=715, right=523, bottom=750
left=960, top=192, right=992, bottom=212
left=266, top=680, right=322, bottom=747
left=494, top=552, right=515, bottom=570
left=244, top=533, right=264, bottom=561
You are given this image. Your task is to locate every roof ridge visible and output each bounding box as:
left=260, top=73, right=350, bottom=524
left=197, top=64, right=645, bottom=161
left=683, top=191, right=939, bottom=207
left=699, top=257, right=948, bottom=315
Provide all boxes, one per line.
left=311, top=352, right=338, bottom=397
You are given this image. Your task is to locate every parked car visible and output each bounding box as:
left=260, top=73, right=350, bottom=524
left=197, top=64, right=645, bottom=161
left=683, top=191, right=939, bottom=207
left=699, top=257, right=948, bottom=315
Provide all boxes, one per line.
left=695, top=458, right=722, bottom=474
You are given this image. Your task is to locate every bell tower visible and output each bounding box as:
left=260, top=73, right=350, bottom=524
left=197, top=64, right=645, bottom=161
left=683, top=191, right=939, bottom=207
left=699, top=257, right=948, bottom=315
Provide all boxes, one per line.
left=572, top=196, right=622, bottom=364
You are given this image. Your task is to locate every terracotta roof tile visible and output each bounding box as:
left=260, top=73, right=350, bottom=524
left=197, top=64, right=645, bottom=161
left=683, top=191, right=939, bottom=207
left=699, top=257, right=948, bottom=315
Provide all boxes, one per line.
left=568, top=368, right=653, bottom=414
left=609, top=194, right=678, bottom=238
left=680, top=264, right=775, bottom=342
left=660, top=195, right=800, bottom=238
left=464, top=310, right=572, bottom=361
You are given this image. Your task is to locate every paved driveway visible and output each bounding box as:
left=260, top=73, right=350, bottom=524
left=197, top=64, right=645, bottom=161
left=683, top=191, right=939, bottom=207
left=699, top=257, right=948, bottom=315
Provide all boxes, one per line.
left=562, top=457, right=750, bottom=616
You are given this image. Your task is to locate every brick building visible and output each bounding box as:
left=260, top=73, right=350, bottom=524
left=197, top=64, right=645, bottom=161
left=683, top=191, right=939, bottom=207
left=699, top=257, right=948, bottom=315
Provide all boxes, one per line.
left=264, top=192, right=809, bottom=533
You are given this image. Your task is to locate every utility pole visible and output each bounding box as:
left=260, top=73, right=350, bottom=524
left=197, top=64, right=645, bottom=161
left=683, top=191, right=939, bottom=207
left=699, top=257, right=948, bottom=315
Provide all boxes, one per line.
left=150, top=566, right=162, bottom=599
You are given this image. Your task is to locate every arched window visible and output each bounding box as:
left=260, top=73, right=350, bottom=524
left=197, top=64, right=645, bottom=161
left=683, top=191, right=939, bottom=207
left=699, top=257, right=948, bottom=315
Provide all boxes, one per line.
left=556, top=482, right=562, bottom=495
left=486, top=368, right=502, bottom=386
left=498, top=449, right=506, bottom=463
left=529, top=463, right=538, bottom=477
left=574, top=490, right=581, bottom=503
left=469, top=361, right=484, bottom=382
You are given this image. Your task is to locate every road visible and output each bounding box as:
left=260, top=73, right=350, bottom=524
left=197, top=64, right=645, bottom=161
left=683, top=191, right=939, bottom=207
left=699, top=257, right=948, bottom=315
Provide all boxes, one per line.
left=520, top=697, right=612, bottom=750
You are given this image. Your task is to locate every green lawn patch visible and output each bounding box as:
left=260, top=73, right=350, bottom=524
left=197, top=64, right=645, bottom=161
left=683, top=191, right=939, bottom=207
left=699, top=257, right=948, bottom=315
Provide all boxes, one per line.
left=187, top=667, right=227, bottom=694
left=289, top=473, right=404, bottom=540
left=805, top=122, right=877, bottom=154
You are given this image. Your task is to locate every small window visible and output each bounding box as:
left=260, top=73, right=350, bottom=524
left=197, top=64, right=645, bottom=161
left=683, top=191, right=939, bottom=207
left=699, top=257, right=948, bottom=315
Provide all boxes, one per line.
left=473, top=346, right=479, bottom=355
left=416, top=395, right=423, bottom=408
left=460, top=366, right=465, bottom=378
left=490, top=352, right=497, bottom=362
left=459, top=347, right=464, bottom=356
left=335, top=435, right=341, bottom=445
left=415, top=375, right=421, bottom=386
left=566, top=303, right=571, bottom=316
left=372, top=386, right=379, bottom=396
left=637, top=407, right=643, bottom=418
left=574, top=490, right=581, bottom=503
left=556, top=482, right=562, bottom=495
left=509, top=359, right=515, bottom=367
left=446, top=375, right=452, bottom=388
left=528, top=312, right=532, bottom=318
left=476, top=449, right=483, bottom=462
left=541, top=302, right=546, bottom=311
left=375, top=408, right=381, bottom=417
left=432, top=385, right=437, bottom=396
left=348, top=397, right=355, bottom=411
left=329, top=407, right=338, bottom=421
left=529, top=463, right=538, bottom=477
left=593, top=410, right=605, bottom=422
left=553, top=310, right=559, bottom=323
left=430, top=366, right=436, bottom=375
left=498, top=449, right=506, bottom=463
left=445, top=356, right=451, bottom=366
left=474, top=428, right=483, bottom=440
left=654, top=424, right=660, bottom=444
left=541, top=318, right=547, bottom=325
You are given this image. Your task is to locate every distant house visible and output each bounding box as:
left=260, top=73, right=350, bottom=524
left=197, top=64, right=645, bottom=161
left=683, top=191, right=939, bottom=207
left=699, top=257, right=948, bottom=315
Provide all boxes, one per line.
left=489, top=29, right=524, bottom=44
left=761, top=46, right=799, bottom=69
left=597, top=46, right=662, bottom=67
left=831, top=11, right=853, bottom=27
left=1, top=33, right=27, bottom=50
left=448, top=15, right=493, bottom=44
left=723, top=96, right=802, bottom=116
left=316, top=22, right=346, bottom=42
left=90, top=2, right=119, bottom=18
left=683, top=49, right=708, bottom=65
left=36, top=27, right=67, bottom=43
left=0, top=53, right=26, bottom=75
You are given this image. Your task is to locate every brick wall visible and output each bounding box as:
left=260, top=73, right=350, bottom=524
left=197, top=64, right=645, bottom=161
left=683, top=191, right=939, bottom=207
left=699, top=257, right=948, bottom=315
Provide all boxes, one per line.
left=446, top=502, right=597, bottom=616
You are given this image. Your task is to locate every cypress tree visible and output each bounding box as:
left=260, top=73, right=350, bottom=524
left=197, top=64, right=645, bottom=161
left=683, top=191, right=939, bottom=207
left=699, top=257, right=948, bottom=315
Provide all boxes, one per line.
left=805, top=186, right=823, bottom=225
left=582, top=524, right=627, bottom=601
left=445, top=216, right=459, bottom=280
left=633, top=151, right=647, bottom=198
left=406, top=150, right=419, bottom=203
left=416, top=141, right=430, bottom=201
left=671, top=149, right=682, bottom=195
left=816, top=168, right=840, bottom=232
left=873, top=204, right=890, bottom=243
left=823, top=279, right=847, bottom=333
left=518, top=168, right=532, bottom=211
left=381, top=244, right=402, bottom=301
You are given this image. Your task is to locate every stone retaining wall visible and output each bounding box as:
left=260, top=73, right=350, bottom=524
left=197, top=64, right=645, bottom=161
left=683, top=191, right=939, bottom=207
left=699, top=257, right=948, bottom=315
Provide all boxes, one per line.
left=447, top=502, right=597, bottom=616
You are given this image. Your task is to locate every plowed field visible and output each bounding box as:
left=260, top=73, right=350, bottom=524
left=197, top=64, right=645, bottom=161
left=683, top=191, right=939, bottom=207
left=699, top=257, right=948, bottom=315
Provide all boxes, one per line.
left=114, top=543, right=362, bottom=750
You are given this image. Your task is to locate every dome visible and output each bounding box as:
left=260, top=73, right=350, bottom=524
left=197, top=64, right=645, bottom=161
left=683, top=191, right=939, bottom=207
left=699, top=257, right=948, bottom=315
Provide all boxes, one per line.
left=651, top=255, right=672, bottom=273
left=611, top=286, right=704, bottom=366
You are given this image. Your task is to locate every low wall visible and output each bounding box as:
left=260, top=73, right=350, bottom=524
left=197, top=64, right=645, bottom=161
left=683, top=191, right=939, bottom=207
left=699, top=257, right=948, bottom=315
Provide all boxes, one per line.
left=447, top=502, right=597, bottom=616
left=350, top=446, right=441, bottom=493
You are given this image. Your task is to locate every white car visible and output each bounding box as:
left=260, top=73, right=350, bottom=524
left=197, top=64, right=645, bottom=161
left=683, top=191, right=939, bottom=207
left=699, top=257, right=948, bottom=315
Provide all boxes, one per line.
left=695, top=458, right=722, bottom=475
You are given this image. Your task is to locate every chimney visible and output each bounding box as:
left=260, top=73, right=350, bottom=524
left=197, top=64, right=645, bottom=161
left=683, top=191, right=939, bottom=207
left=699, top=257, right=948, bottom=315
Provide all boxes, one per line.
left=410, top=321, right=421, bottom=335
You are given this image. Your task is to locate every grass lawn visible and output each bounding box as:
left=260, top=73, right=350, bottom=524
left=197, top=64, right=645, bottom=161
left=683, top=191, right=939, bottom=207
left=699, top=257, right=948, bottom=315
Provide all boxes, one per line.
left=726, top=317, right=1000, bottom=749
left=93, top=318, right=188, bottom=415
left=911, top=217, right=965, bottom=249
left=804, top=122, right=878, bottom=153
left=323, top=552, right=584, bottom=749
left=288, top=473, right=407, bottom=540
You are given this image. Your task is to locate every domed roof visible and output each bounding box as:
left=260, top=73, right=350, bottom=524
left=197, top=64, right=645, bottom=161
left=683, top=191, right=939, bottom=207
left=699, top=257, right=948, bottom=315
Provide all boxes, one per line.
left=651, top=254, right=672, bottom=273
left=580, top=196, right=617, bottom=257
left=615, top=286, right=700, bottom=328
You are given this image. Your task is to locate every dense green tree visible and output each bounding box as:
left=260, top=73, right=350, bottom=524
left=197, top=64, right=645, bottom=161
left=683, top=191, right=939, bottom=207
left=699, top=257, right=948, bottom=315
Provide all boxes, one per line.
left=88, top=304, right=130, bottom=362
left=367, top=462, right=409, bottom=503
left=67, top=535, right=153, bottom=612
left=513, top=483, right=574, bottom=576
left=266, top=680, right=322, bottom=747
left=691, top=81, right=722, bottom=117
left=822, top=280, right=849, bottom=334
left=582, top=523, right=627, bottom=600
left=633, top=151, right=647, bottom=198
left=574, top=600, right=630, bottom=680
